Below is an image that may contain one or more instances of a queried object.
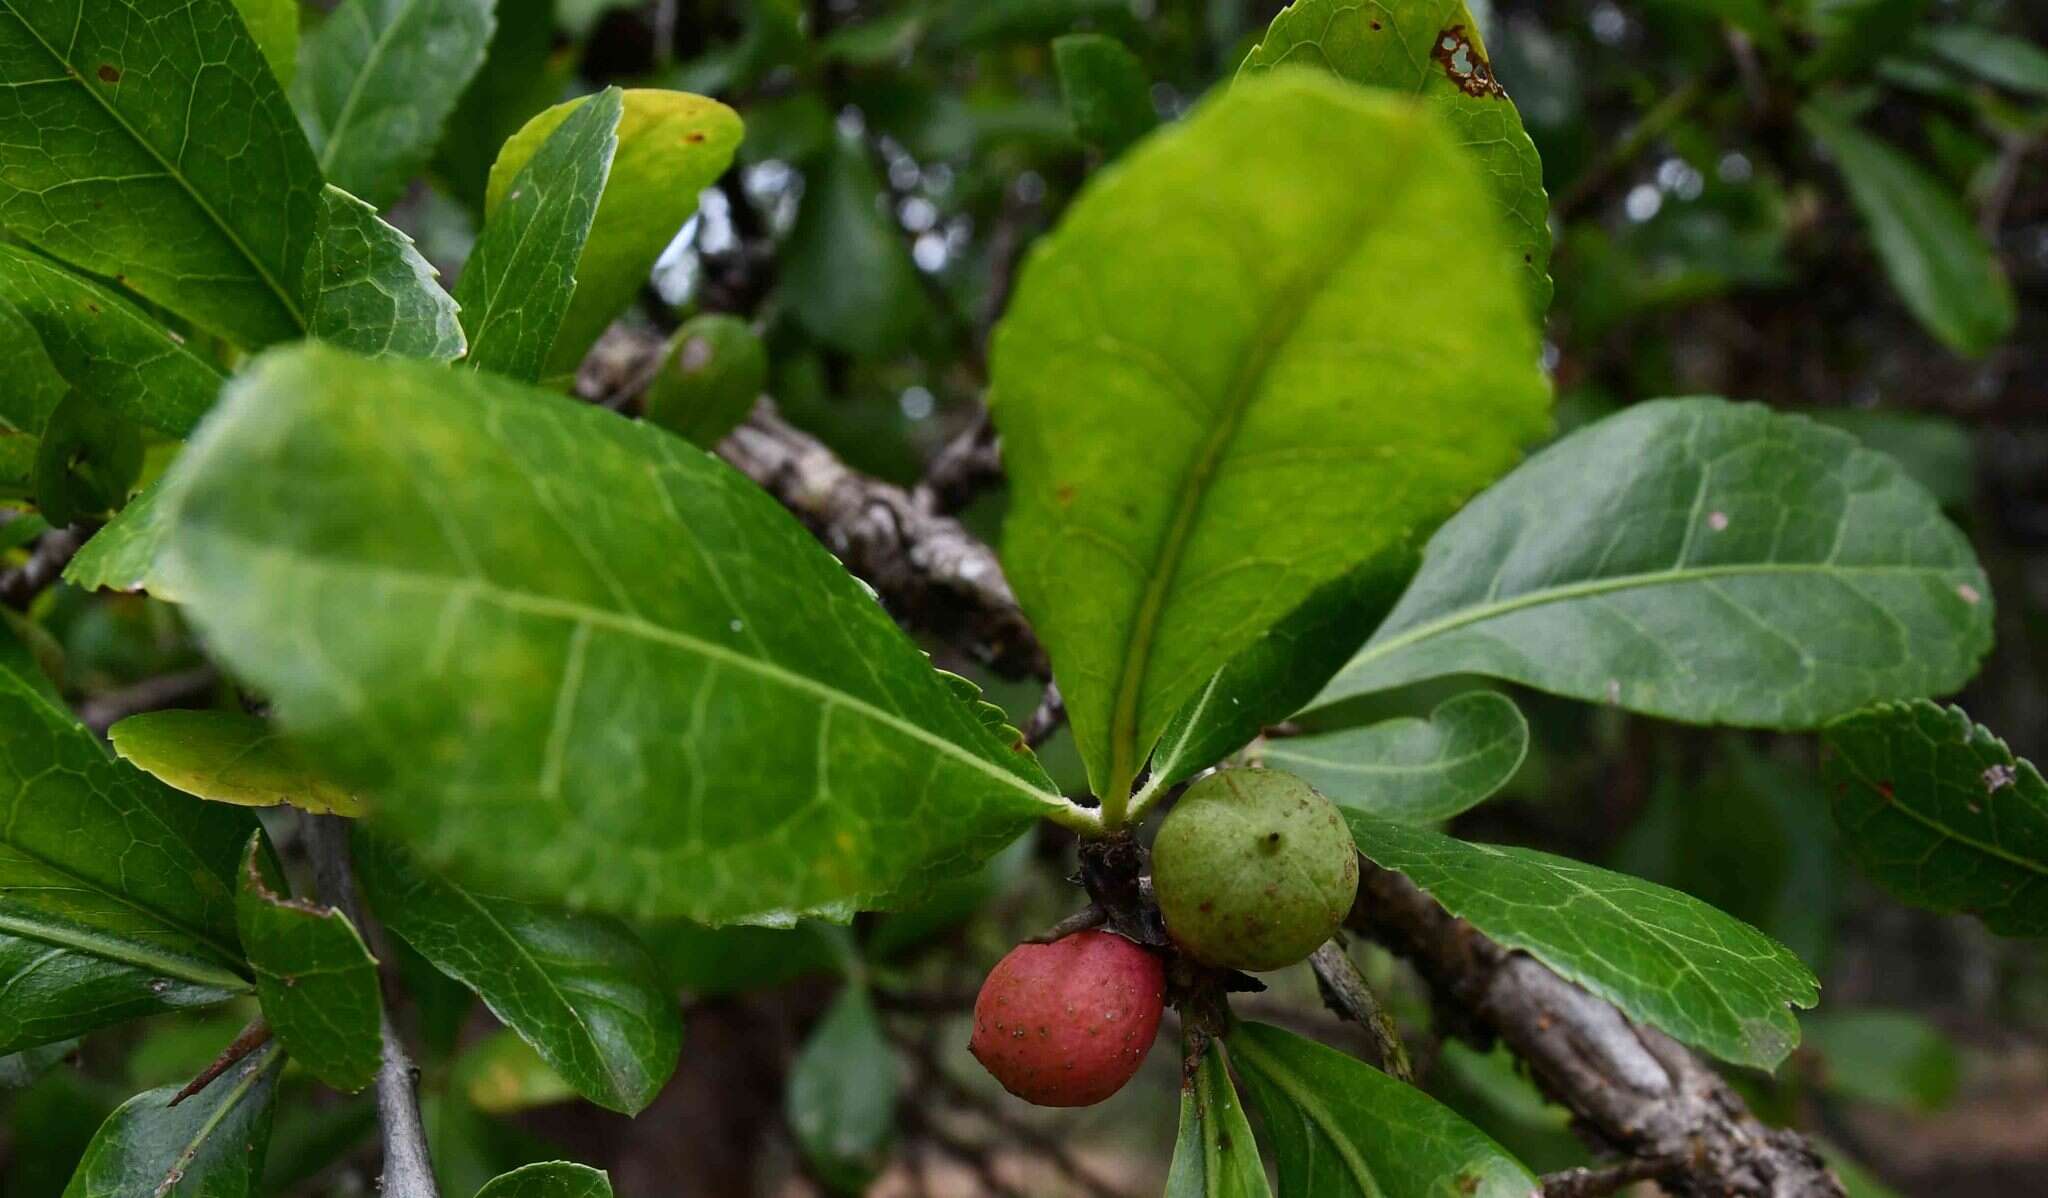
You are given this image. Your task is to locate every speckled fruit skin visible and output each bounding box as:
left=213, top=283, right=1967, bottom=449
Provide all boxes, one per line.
left=1152, top=768, right=1360, bottom=971
left=969, top=931, right=1165, bottom=1107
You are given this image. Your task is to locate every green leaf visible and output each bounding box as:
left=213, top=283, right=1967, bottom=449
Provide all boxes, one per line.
left=1809, top=408, right=1973, bottom=509
left=1240, top=1, right=1553, bottom=314
left=0, top=296, right=67, bottom=436
left=485, top=88, right=743, bottom=385
left=1226, top=1021, right=1535, bottom=1197
left=236, top=838, right=382, bottom=1092
left=0, top=245, right=225, bottom=438
left=1802, top=1009, right=1959, bottom=1112
left=1822, top=700, right=2048, bottom=936
left=475, top=1162, right=614, bottom=1198
left=304, top=185, right=466, bottom=361
left=0, top=0, right=321, bottom=347
left=1314, top=398, right=1992, bottom=730
left=233, top=0, right=298, bottom=88
left=32, top=393, right=141, bottom=527
left=158, top=344, right=1070, bottom=923
left=0, top=1037, right=75, bottom=1088
left=456, top=87, right=622, bottom=382
left=1346, top=815, right=1819, bottom=1069
left=1263, top=691, right=1527, bottom=823
left=453, top=1029, right=578, bottom=1114
left=642, top=313, right=766, bottom=449
left=782, top=132, right=932, bottom=357
left=111, top=710, right=365, bottom=817
left=354, top=831, right=681, bottom=1114
left=991, top=71, right=1548, bottom=807
left=1800, top=105, right=2014, bottom=356
left=0, top=633, right=254, bottom=1056
left=64, top=477, right=177, bottom=596
left=60, top=1045, right=282, bottom=1198
left=434, top=0, right=563, bottom=210
left=1165, top=1038, right=1271, bottom=1198
left=1917, top=25, right=2048, bottom=96
left=786, top=987, right=897, bottom=1189
left=1053, top=33, right=1157, bottom=157
left=292, top=0, right=495, bottom=209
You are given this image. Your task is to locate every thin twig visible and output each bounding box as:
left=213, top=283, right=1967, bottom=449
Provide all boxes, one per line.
left=1542, top=1156, right=1689, bottom=1197
left=304, top=815, right=439, bottom=1198
left=1352, top=861, right=1844, bottom=1198
left=1023, top=902, right=1106, bottom=944
left=1980, top=132, right=2035, bottom=240
left=0, top=523, right=86, bottom=610
left=1307, top=939, right=1413, bottom=1082
left=168, top=1019, right=272, bottom=1106
left=913, top=411, right=1003, bottom=515
left=75, top=666, right=219, bottom=735
left=1022, top=683, right=1066, bottom=749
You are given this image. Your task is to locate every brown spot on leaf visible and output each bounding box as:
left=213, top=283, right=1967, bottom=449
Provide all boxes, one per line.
left=97, top=64, right=120, bottom=83
left=685, top=131, right=706, bottom=143
left=1432, top=25, right=1507, bottom=99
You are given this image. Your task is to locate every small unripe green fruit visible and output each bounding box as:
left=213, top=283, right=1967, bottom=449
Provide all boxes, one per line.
left=969, top=931, right=1164, bottom=1107
left=1151, top=768, right=1359, bottom=971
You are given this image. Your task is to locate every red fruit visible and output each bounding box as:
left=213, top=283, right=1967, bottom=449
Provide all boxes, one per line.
left=969, top=930, right=1165, bottom=1107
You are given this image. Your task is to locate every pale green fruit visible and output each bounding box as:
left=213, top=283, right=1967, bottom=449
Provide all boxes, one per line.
left=1151, top=768, right=1359, bottom=971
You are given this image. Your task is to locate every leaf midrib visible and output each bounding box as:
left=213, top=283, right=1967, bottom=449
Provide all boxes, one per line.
left=312, top=0, right=428, bottom=182
left=3, top=5, right=306, bottom=332
left=1230, top=1032, right=1384, bottom=1197
left=1102, top=135, right=1428, bottom=804
left=438, top=877, right=631, bottom=1104
left=1834, top=745, right=2048, bottom=879
left=0, top=908, right=249, bottom=992
left=159, top=1044, right=279, bottom=1188
left=215, top=533, right=1076, bottom=818
left=0, top=675, right=251, bottom=971
left=1341, top=559, right=1974, bottom=687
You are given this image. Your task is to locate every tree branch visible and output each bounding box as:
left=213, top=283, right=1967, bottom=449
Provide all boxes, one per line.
left=304, top=815, right=439, bottom=1198
left=1307, top=939, right=1412, bottom=1082
left=75, top=666, right=219, bottom=734
left=574, top=318, right=1844, bottom=1194
left=718, top=400, right=1047, bottom=680
left=1352, top=860, right=1845, bottom=1198
left=0, top=522, right=86, bottom=610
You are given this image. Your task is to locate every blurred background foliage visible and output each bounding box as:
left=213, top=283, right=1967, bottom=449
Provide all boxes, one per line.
left=3, top=1, right=2045, bottom=1195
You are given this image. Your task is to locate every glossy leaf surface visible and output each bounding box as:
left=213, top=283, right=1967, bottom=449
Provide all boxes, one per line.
left=159, top=345, right=1067, bottom=923
left=304, top=185, right=466, bottom=361
left=1263, top=691, right=1527, bottom=823
left=355, top=832, right=681, bottom=1114
left=1823, top=701, right=2047, bottom=936
left=1347, top=814, right=1819, bottom=1069
left=1228, top=1021, right=1535, bottom=1197
left=485, top=88, right=742, bottom=384
left=992, top=71, right=1548, bottom=804
left=0, top=245, right=224, bottom=438
left=1241, top=0, right=1553, bottom=313
left=1165, top=1038, right=1271, bottom=1198
left=60, top=1045, right=281, bottom=1198
left=1314, top=399, right=1991, bottom=730
left=475, top=1162, right=614, bottom=1198
left=236, top=840, right=382, bottom=1092
left=0, top=633, right=253, bottom=1055
left=0, top=0, right=321, bottom=346
left=293, top=0, right=493, bottom=208
left=111, top=710, right=364, bottom=817
left=457, top=87, right=622, bottom=382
